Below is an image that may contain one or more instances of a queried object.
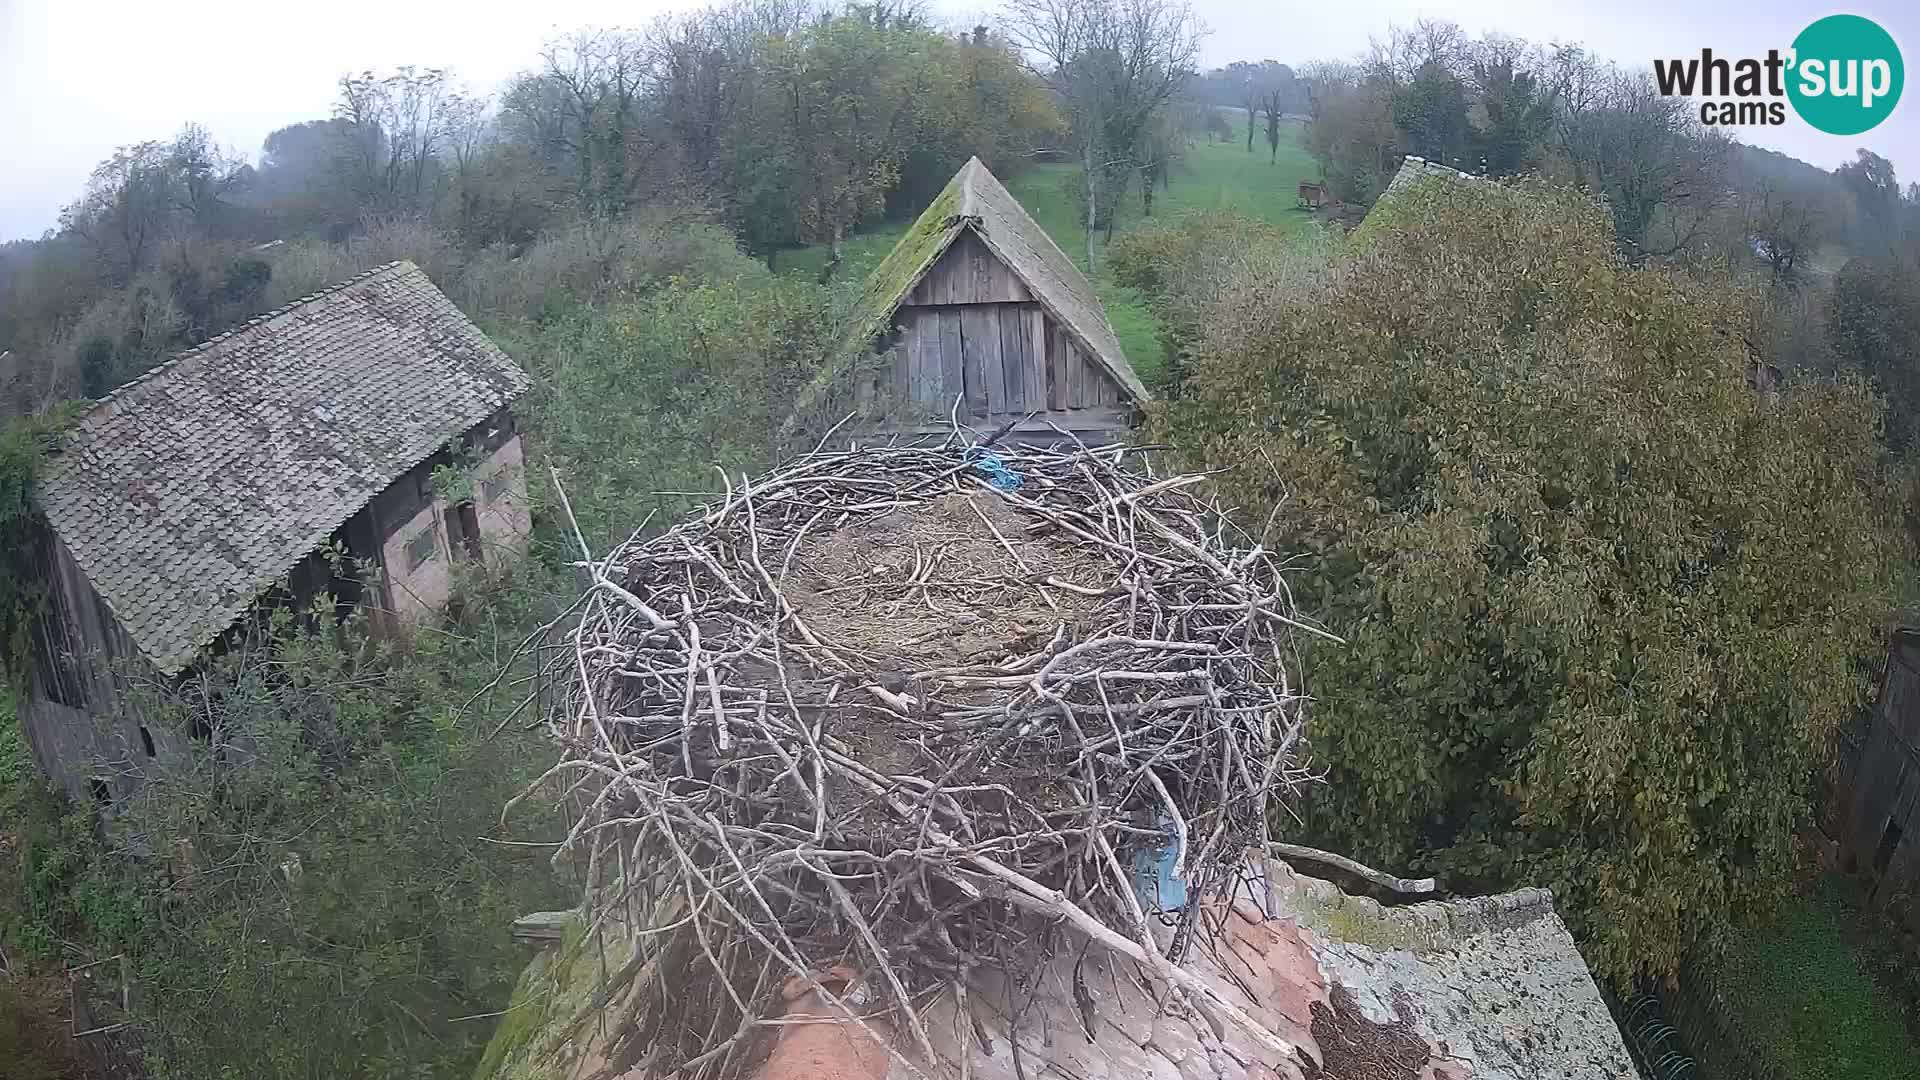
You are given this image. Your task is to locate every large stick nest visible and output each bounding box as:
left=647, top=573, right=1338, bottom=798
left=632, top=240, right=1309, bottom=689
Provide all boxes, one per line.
left=527, top=438, right=1324, bottom=1078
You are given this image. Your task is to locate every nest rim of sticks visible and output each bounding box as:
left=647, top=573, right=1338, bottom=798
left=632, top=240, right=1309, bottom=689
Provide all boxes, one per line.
left=522, top=430, right=1330, bottom=1079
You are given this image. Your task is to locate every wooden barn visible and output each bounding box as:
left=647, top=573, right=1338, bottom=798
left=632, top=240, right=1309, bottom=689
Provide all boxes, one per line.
left=1838, top=625, right=1920, bottom=902
left=809, top=156, right=1148, bottom=446
left=19, top=261, right=533, bottom=803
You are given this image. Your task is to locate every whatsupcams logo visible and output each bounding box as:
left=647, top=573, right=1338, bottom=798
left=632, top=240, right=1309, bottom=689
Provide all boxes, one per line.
left=1653, top=14, right=1903, bottom=134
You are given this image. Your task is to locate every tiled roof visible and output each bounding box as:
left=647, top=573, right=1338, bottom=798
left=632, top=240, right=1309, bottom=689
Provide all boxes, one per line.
left=37, top=261, right=529, bottom=675
left=1369, top=154, right=1485, bottom=216
left=498, top=859, right=1636, bottom=1080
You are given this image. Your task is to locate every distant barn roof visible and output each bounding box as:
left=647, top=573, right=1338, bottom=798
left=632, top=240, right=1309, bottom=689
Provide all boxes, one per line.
left=36, top=261, right=529, bottom=675
left=1361, top=154, right=1486, bottom=230
left=856, top=156, right=1148, bottom=402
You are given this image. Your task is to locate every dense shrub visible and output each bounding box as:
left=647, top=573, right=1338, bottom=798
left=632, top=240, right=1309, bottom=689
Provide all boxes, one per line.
left=1830, top=256, right=1920, bottom=453
left=1160, top=174, right=1904, bottom=981
left=2, top=578, right=575, bottom=1078
left=1106, top=210, right=1330, bottom=394
left=261, top=218, right=462, bottom=309
left=456, top=209, right=751, bottom=326
left=523, top=273, right=851, bottom=550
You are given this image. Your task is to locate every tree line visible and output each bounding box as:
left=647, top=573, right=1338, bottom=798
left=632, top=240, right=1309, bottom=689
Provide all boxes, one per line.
left=0, top=2, right=1072, bottom=411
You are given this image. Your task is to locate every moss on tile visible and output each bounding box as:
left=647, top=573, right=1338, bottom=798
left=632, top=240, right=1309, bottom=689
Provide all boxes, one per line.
left=471, top=915, right=646, bottom=1080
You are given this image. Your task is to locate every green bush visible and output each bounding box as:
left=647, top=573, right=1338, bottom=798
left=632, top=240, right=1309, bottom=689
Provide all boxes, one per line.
left=455, top=209, right=755, bottom=327
left=1106, top=210, right=1331, bottom=395
left=1160, top=174, right=1904, bottom=982
left=524, top=274, right=851, bottom=550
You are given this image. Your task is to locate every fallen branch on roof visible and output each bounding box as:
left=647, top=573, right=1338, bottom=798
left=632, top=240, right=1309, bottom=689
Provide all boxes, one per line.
left=1270, top=843, right=1438, bottom=895
left=523, top=429, right=1343, bottom=1079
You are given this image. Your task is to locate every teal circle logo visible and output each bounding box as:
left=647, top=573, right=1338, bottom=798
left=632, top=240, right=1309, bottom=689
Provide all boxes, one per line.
left=1788, top=15, right=1903, bottom=135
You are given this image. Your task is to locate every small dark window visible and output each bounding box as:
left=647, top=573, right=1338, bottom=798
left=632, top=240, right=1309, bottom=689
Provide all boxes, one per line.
left=138, top=725, right=156, bottom=758
left=404, top=525, right=439, bottom=571
left=1872, top=820, right=1904, bottom=876
left=88, top=778, right=112, bottom=807
left=446, top=503, right=483, bottom=563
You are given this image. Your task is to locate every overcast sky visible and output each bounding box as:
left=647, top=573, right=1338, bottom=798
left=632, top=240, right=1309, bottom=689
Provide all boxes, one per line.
left=2, top=0, right=1916, bottom=242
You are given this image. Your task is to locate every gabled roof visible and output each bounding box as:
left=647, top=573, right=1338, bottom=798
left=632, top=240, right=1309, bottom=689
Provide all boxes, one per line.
left=856, top=156, right=1148, bottom=402
left=36, top=261, right=529, bottom=675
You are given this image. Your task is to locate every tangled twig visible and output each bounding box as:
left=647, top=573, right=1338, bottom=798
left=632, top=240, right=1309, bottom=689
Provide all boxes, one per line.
left=524, top=435, right=1329, bottom=1078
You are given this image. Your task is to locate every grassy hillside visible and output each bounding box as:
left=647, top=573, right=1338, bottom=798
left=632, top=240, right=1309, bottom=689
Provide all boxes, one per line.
left=787, top=130, right=1320, bottom=385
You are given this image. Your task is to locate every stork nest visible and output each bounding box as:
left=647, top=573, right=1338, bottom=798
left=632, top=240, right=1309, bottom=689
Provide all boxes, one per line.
left=521, top=438, right=1325, bottom=1078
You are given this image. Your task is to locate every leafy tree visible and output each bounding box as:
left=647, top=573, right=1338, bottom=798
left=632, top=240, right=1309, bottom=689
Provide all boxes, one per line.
left=1470, top=36, right=1556, bottom=175
left=1159, top=176, right=1902, bottom=982
left=1302, top=61, right=1399, bottom=203
left=748, top=13, right=933, bottom=281
left=1838, top=149, right=1902, bottom=236
left=59, top=142, right=176, bottom=284
left=1830, top=257, right=1920, bottom=451
left=1389, top=61, right=1470, bottom=164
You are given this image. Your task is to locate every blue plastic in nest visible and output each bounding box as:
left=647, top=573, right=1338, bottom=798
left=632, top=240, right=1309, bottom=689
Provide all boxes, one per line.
left=965, top=447, right=1024, bottom=492
left=1131, top=819, right=1189, bottom=913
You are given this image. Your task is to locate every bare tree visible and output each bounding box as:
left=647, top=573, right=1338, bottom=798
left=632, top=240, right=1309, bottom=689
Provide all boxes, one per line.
left=1004, top=0, right=1203, bottom=270
left=1257, top=84, right=1286, bottom=163
left=335, top=67, right=454, bottom=214
left=1366, top=18, right=1469, bottom=84
left=1552, top=64, right=1731, bottom=259
left=502, top=30, right=654, bottom=214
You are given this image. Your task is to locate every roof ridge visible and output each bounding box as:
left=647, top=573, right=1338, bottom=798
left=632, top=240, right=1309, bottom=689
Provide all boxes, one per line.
left=84, top=260, right=415, bottom=411
left=956, top=156, right=987, bottom=220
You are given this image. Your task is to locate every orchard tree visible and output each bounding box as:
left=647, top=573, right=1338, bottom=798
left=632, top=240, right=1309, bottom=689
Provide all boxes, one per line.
left=1160, top=175, right=1902, bottom=982
left=1004, top=0, right=1202, bottom=269
left=749, top=13, right=931, bottom=280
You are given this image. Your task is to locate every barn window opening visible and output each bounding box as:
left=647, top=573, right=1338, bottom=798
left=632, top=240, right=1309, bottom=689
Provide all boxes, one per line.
left=404, top=525, right=439, bottom=571
left=88, top=778, right=112, bottom=806
left=138, top=725, right=155, bottom=758
left=1872, top=820, right=1904, bottom=876
left=445, top=502, right=482, bottom=563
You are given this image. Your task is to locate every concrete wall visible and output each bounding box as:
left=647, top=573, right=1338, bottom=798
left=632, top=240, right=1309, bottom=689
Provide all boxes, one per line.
left=471, top=433, right=532, bottom=563
left=372, top=421, right=529, bottom=626
left=380, top=499, right=456, bottom=625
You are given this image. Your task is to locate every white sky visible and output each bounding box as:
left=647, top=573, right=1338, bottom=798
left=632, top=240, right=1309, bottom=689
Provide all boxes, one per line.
left=2, top=0, right=1917, bottom=241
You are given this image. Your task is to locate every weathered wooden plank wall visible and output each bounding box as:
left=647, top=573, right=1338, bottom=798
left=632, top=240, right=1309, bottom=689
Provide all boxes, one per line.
left=893, top=302, right=1113, bottom=425
left=905, top=232, right=1033, bottom=306
left=876, top=228, right=1131, bottom=442
left=1842, top=631, right=1920, bottom=902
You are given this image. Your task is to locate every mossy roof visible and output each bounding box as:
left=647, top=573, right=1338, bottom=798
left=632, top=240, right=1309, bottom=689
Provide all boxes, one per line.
left=850, top=157, right=1147, bottom=403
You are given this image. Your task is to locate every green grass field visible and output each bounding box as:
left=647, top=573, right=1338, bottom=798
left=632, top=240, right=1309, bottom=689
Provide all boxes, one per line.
left=1714, top=880, right=1920, bottom=1080
left=787, top=129, right=1320, bottom=384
